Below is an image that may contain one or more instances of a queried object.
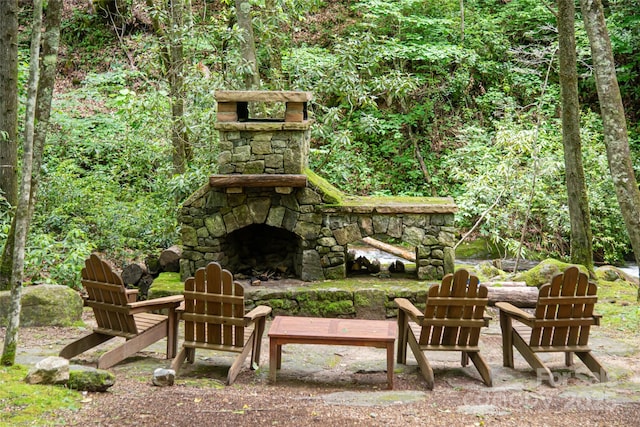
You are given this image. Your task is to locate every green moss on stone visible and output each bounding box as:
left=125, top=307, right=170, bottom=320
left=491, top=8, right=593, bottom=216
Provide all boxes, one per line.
left=68, top=369, right=115, bottom=392
left=305, top=168, right=344, bottom=204
left=148, top=272, right=184, bottom=298
left=513, top=259, right=587, bottom=287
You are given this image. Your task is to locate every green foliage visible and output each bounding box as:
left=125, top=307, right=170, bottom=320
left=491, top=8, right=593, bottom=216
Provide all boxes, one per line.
left=10, top=0, right=637, bottom=285
left=25, top=229, right=95, bottom=288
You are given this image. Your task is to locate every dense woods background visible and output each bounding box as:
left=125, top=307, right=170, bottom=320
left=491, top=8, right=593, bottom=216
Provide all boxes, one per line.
left=2, top=0, right=639, bottom=288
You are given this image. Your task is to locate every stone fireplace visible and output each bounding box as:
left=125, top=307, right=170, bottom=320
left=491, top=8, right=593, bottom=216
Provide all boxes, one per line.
left=179, top=91, right=458, bottom=281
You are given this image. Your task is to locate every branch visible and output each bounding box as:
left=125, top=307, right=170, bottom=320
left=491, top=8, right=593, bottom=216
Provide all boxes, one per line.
left=454, top=188, right=505, bottom=250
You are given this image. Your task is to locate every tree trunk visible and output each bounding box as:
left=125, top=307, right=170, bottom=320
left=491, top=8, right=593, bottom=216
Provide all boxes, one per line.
left=0, top=0, right=62, bottom=291
left=0, top=0, right=19, bottom=208
left=579, top=0, right=640, bottom=288
left=558, top=0, right=593, bottom=270
left=0, top=0, right=19, bottom=292
left=235, top=0, right=260, bottom=89
left=169, top=0, right=188, bottom=175
left=30, top=0, right=63, bottom=231
left=2, top=0, right=42, bottom=366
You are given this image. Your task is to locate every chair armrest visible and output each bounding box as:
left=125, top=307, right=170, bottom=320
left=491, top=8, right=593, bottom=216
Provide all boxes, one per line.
left=245, top=305, right=272, bottom=322
left=125, top=289, right=139, bottom=303
left=593, top=313, right=602, bottom=326
left=128, top=295, right=184, bottom=313
left=395, top=298, right=424, bottom=323
left=495, top=301, right=535, bottom=322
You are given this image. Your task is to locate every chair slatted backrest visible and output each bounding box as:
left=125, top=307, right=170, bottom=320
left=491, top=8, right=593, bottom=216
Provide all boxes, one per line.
left=183, top=262, right=247, bottom=349
left=419, top=269, right=488, bottom=347
left=530, top=266, right=598, bottom=348
left=82, top=254, right=138, bottom=336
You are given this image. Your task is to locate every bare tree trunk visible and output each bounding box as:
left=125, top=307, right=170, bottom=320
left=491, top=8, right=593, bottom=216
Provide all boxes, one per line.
left=235, top=0, right=260, bottom=89
left=30, top=0, right=63, bottom=228
left=169, top=0, right=188, bottom=174
left=579, top=0, right=640, bottom=293
left=0, top=0, right=19, bottom=293
left=0, top=0, right=19, bottom=208
left=2, top=0, right=42, bottom=366
left=558, top=0, right=593, bottom=270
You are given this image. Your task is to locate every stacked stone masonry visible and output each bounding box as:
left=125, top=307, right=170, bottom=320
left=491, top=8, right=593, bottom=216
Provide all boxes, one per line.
left=179, top=91, right=457, bottom=282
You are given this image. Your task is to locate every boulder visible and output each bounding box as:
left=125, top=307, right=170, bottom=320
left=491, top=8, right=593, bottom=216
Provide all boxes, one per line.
left=25, top=356, right=70, bottom=385
left=68, top=367, right=116, bottom=392
left=513, top=259, right=587, bottom=287
left=152, top=368, right=176, bottom=387
left=0, top=284, right=83, bottom=327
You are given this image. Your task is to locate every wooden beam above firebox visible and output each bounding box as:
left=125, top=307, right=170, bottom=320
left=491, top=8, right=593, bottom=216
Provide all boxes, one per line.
left=209, top=174, right=308, bottom=188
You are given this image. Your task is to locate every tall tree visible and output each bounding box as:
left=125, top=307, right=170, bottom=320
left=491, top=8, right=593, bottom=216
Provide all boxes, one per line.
left=0, top=0, right=63, bottom=292
left=2, top=0, right=43, bottom=365
left=235, top=0, right=260, bottom=89
left=579, top=0, right=640, bottom=285
left=0, top=0, right=19, bottom=206
left=558, top=0, right=593, bottom=269
left=168, top=0, right=188, bottom=174
left=146, top=0, right=190, bottom=175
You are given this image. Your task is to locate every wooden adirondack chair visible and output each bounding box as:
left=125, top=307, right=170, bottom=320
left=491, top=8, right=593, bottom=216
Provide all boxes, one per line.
left=496, top=266, right=608, bottom=386
left=170, top=262, right=272, bottom=385
left=395, top=269, right=492, bottom=389
left=59, top=254, right=184, bottom=369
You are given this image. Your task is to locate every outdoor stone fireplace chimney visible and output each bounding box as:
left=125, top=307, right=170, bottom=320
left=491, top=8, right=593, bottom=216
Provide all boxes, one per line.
left=179, top=91, right=458, bottom=281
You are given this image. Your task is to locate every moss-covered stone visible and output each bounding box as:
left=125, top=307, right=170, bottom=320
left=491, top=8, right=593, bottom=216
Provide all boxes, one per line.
left=0, top=285, right=83, bottom=327
left=455, top=238, right=502, bottom=259
left=305, top=168, right=344, bottom=204
left=354, top=289, right=387, bottom=319
left=68, top=368, right=115, bottom=392
left=513, top=259, right=587, bottom=287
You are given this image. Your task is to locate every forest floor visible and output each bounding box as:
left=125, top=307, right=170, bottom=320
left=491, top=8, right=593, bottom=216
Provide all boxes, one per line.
left=8, top=306, right=640, bottom=427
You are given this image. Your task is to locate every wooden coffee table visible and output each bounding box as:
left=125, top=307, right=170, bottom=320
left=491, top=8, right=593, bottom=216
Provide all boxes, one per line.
left=268, top=316, right=397, bottom=389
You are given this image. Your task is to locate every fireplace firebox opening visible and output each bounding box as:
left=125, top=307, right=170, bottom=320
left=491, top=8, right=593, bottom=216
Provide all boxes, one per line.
left=224, top=224, right=301, bottom=280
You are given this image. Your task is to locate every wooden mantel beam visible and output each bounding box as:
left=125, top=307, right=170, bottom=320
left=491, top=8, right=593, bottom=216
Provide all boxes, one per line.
left=209, top=174, right=308, bottom=188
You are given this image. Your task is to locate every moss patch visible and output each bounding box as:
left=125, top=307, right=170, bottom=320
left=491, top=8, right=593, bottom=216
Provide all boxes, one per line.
left=0, top=365, right=80, bottom=425
left=455, top=238, right=503, bottom=259
left=305, top=168, right=344, bottom=204
left=149, top=272, right=184, bottom=298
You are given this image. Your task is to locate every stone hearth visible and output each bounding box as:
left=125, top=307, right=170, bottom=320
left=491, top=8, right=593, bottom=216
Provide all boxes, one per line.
left=179, top=91, right=458, bottom=281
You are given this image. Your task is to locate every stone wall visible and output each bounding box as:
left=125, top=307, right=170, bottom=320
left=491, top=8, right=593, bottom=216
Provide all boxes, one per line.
left=179, top=181, right=457, bottom=281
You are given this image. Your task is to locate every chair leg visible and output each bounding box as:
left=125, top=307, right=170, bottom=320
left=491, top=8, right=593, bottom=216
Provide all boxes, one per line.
left=97, top=321, right=167, bottom=369
left=407, top=329, right=434, bottom=390
left=251, top=318, right=266, bottom=369
left=166, top=309, right=180, bottom=359
left=396, top=310, right=408, bottom=364
left=511, top=331, right=556, bottom=387
left=468, top=352, right=493, bottom=387
left=227, top=336, right=254, bottom=385
left=499, top=310, right=514, bottom=368
left=186, top=347, right=196, bottom=364
left=576, top=351, right=608, bottom=383
left=59, top=332, right=113, bottom=360
left=170, top=347, right=188, bottom=374
left=461, top=351, right=469, bottom=367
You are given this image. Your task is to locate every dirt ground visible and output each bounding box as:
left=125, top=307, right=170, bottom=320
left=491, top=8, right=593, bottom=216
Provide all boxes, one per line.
left=5, top=307, right=640, bottom=427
